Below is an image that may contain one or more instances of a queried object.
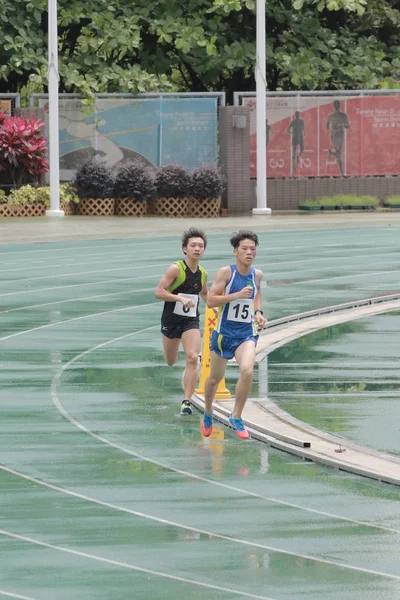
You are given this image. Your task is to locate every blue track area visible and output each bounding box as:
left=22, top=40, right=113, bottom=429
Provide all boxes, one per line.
left=1, top=223, right=400, bottom=600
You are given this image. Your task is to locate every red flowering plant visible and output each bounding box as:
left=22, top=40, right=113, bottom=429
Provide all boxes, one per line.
left=0, top=115, right=49, bottom=187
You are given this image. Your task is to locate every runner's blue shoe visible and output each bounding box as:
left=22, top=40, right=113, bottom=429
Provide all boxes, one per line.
left=229, top=415, right=249, bottom=440
left=201, top=412, right=213, bottom=437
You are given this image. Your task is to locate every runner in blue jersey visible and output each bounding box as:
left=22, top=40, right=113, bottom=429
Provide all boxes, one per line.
left=155, top=228, right=209, bottom=416
left=201, top=230, right=266, bottom=439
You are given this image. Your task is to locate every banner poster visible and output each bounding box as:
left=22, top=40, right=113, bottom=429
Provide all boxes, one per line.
left=243, top=95, right=400, bottom=178
left=39, top=97, right=218, bottom=180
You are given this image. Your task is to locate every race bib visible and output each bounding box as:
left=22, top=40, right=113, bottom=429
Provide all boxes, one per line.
left=173, top=293, right=198, bottom=318
left=227, top=300, right=252, bottom=323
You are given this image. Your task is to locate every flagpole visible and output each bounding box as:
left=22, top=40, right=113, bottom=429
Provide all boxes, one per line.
left=252, top=0, right=271, bottom=215
left=46, top=0, right=64, bottom=217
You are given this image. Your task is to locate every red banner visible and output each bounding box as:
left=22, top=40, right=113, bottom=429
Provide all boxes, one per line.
left=244, top=95, right=400, bottom=178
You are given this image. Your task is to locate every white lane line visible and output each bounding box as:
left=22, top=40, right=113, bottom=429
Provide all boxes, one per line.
left=0, top=227, right=396, bottom=259
left=0, top=275, right=149, bottom=299
left=0, top=529, right=277, bottom=600
left=273, top=267, right=400, bottom=288
left=2, top=243, right=399, bottom=274
left=0, top=302, right=157, bottom=344
left=0, top=592, right=38, bottom=600
left=2, top=522, right=400, bottom=584
left=2, top=244, right=400, bottom=279
left=49, top=327, right=400, bottom=536
left=0, top=253, right=168, bottom=275
left=0, top=287, right=155, bottom=315
left=4, top=305, right=393, bottom=535
left=0, top=261, right=170, bottom=287
left=2, top=461, right=400, bottom=577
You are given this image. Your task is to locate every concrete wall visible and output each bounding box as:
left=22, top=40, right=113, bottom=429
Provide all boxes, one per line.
left=219, top=106, right=251, bottom=215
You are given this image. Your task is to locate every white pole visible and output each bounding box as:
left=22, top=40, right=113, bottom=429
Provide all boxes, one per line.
left=46, top=0, right=64, bottom=217
left=253, top=0, right=271, bottom=215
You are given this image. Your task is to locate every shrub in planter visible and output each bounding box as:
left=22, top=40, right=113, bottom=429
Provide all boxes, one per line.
left=1, top=184, right=79, bottom=217
left=189, top=165, right=224, bottom=218
left=6, top=184, right=46, bottom=216
left=0, top=188, right=7, bottom=215
left=0, top=115, right=48, bottom=187
left=74, top=160, right=115, bottom=215
left=299, top=195, right=379, bottom=210
left=35, top=183, right=79, bottom=214
left=114, top=160, right=155, bottom=216
left=383, top=196, right=400, bottom=208
left=153, top=164, right=191, bottom=217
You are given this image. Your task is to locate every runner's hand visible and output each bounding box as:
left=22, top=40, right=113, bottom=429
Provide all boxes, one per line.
left=238, top=286, right=253, bottom=299
left=256, top=312, right=266, bottom=329
left=179, top=296, right=195, bottom=308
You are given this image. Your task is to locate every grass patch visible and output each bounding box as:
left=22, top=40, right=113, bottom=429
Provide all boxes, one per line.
left=300, top=195, right=379, bottom=208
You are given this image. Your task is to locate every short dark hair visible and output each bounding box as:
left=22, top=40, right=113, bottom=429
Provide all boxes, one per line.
left=182, top=227, right=207, bottom=250
left=333, top=100, right=340, bottom=110
left=230, top=230, right=259, bottom=249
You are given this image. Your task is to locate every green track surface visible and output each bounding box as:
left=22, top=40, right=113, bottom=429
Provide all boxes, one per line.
left=1, top=223, right=400, bottom=600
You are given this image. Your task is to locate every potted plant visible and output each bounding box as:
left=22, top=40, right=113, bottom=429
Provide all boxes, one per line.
left=0, top=114, right=48, bottom=189
left=6, top=184, right=47, bottom=217
left=74, top=160, right=115, bottom=216
left=113, top=160, right=155, bottom=216
left=153, top=164, right=191, bottom=217
left=0, top=188, right=8, bottom=216
left=299, top=195, right=379, bottom=211
left=189, top=165, right=224, bottom=218
left=0, top=183, right=80, bottom=217
left=36, top=183, right=80, bottom=215
left=383, top=196, right=400, bottom=209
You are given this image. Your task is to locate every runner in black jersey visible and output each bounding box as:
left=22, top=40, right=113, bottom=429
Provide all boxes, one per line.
left=155, top=228, right=209, bottom=415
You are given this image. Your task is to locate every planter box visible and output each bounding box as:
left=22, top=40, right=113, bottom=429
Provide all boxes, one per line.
left=115, top=198, right=147, bottom=216
left=151, top=197, right=188, bottom=218
left=61, top=202, right=76, bottom=216
left=343, top=205, right=376, bottom=210
left=187, top=197, right=221, bottom=218
left=0, top=204, right=46, bottom=217
left=77, top=197, right=115, bottom=216
left=299, top=205, right=322, bottom=211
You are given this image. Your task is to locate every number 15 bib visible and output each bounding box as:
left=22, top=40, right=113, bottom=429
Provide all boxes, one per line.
left=227, top=299, right=252, bottom=323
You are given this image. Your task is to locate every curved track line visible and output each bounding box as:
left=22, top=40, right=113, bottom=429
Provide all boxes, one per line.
left=1, top=291, right=398, bottom=535
left=0, top=274, right=153, bottom=299
left=0, top=529, right=277, bottom=600
left=4, top=461, right=396, bottom=578
left=0, top=302, right=157, bottom=344
left=0, top=592, right=37, bottom=600
left=49, top=327, right=400, bottom=536
left=1, top=243, right=398, bottom=274
left=0, top=287, right=155, bottom=315
left=0, top=261, right=170, bottom=287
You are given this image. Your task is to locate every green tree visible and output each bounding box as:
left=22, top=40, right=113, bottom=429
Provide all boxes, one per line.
left=0, top=0, right=400, bottom=101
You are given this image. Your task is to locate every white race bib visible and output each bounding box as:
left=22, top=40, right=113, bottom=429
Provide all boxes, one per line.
left=173, top=293, right=199, bottom=318
left=227, top=299, right=252, bottom=323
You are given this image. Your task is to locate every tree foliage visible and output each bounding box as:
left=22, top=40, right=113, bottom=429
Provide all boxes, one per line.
left=0, top=0, right=400, bottom=100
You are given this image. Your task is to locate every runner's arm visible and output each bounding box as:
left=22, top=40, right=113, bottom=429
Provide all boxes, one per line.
left=254, top=269, right=266, bottom=328
left=207, top=267, right=253, bottom=308
left=155, top=264, right=195, bottom=306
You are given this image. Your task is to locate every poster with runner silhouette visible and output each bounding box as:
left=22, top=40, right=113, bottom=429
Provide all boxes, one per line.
left=244, top=95, right=400, bottom=177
